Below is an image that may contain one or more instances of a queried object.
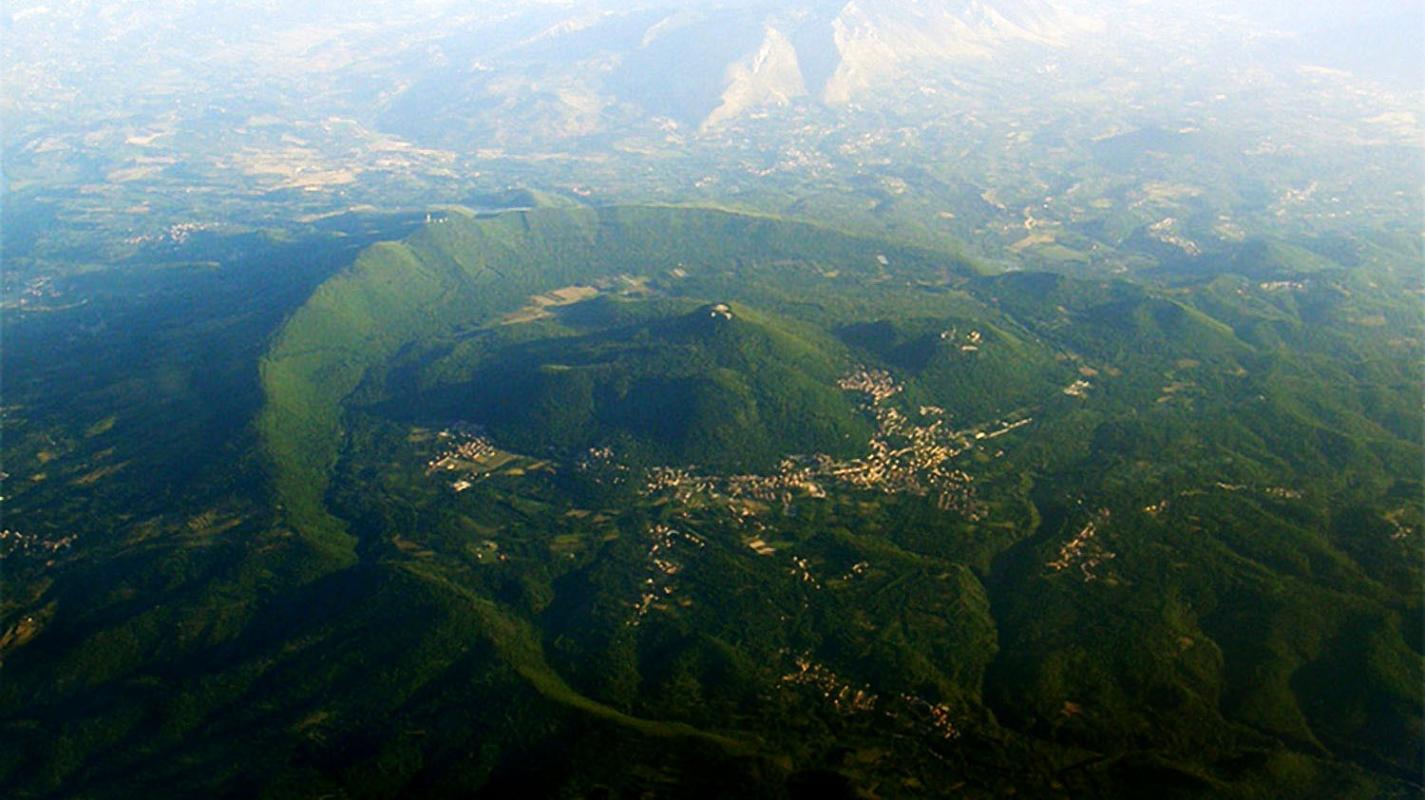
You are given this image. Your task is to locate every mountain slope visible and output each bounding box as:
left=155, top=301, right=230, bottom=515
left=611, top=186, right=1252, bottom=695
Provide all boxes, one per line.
left=390, top=301, right=872, bottom=469
left=822, top=0, right=1101, bottom=103
left=257, top=205, right=975, bottom=555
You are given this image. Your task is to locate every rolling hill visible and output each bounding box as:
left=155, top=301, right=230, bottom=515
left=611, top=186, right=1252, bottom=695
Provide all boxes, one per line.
left=382, top=299, right=873, bottom=470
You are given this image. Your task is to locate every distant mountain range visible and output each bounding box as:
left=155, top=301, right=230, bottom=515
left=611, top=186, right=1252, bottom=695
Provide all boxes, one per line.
left=3, top=0, right=1100, bottom=137
left=8, top=0, right=1418, bottom=156
left=376, top=0, right=1103, bottom=138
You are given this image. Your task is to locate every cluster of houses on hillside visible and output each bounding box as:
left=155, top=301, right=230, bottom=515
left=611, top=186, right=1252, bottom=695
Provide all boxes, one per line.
left=780, top=652, right=966, bottom=743
left=0, top=528, right=78, bottom=565
left=781, top=654, right=965, bottom=744
left=1048, top=509, right=1115, bottom=582
left=939, top=327, right=984, bottom=354
left=574, top=446, right=631, bottom=486
left=781, top=654, right=880, bottom=714
left=837, top=368, right=902, bottom=404
left=123, top=222, right=216, bottom=248
left=901, top=694, right=962, bottom=741
left=630, top=523, right=706, bottom=625
left=425, top=431, right=497, bottom=474
left=638, top=368, right=1035, bottom=523
left=834, top=370, right=994, bottom=519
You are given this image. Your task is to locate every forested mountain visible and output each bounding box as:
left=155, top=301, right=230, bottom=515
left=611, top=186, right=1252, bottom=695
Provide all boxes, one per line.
left=4, top=206, right=1419, bottom=797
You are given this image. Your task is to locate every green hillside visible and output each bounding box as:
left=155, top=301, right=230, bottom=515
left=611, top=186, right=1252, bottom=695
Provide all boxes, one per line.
left=258, top=206, right=971, bottom=560
left=3, top=206, right=1420, bottom=799
left=380, top=300, right=871, bottom=470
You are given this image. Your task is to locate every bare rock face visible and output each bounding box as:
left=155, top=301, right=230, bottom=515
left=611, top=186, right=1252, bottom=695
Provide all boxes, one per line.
left=692, top=1, right=1105, bottom=123
left=702, top=26, right=808, bottom=130
left=821, top=0, right=1103, bottom=104
left=539, top=1, right=1104, bottom=131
